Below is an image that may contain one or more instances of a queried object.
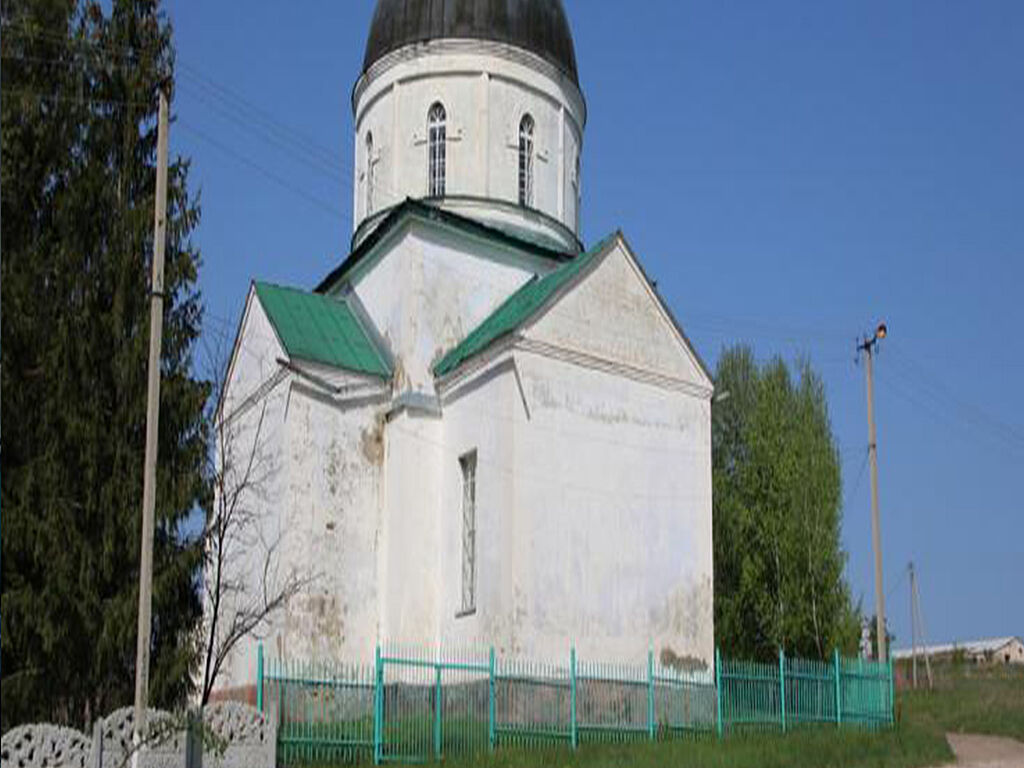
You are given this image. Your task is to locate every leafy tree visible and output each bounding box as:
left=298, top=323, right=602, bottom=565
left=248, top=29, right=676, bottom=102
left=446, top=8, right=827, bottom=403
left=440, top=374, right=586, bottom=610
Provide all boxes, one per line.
left=1, top=0, right=208, bottom=729
left=713, top=346, right=859, bottom=661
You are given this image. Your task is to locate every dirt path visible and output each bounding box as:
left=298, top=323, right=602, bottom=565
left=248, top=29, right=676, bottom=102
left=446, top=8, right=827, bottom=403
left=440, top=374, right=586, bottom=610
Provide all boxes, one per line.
left=941, top=733, right=1024, bottom=768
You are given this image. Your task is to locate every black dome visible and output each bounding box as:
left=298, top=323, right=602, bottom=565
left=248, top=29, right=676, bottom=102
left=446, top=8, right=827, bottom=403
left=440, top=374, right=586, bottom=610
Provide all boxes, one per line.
left=363, top=0, right=579, bottom=86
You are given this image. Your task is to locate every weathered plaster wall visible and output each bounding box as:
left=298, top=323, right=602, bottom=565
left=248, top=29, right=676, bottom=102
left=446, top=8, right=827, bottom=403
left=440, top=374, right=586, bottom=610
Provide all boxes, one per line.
left=218, top=232, right=713, bottom=686
left=279, top=382, right=387, bottom=665
left=216, top=296, right=390, bottom=690
left=216, top=297, right=292, bottom=691
left=512, top=352, right=713, bottom=667
left=221, top=289, right=285, bottom=415
left=379, top=407, right=444, bottom=643
left=435, top=362, right=519, bottom=650
left=351, top=223, right=549, bottom=393
left=527, top=242, right=709, bottom=387
left=433, top=240, right=714, bottom=667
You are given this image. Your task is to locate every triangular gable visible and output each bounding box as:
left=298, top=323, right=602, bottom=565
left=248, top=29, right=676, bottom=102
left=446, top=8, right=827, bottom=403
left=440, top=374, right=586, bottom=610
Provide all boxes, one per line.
left=525, top=236, right=713, bottom=389
left=219, top=284, right=289, bottom=422
left=433, top=233, right=713, bottom=391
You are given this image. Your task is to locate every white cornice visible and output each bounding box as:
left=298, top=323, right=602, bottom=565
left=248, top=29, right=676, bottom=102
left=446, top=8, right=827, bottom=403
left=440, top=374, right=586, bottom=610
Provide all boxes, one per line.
left=353, top=37, right=586, bottom=128
left=438, top=334, right=714, bottom=404
left=515, top=338, right=713, bottom=399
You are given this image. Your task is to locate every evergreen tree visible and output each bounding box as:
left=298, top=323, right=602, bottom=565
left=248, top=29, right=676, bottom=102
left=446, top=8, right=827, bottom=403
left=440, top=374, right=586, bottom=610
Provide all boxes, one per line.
left=1, top=0, right=208, bottom=729
left=713, top=346, right=859, bottom=661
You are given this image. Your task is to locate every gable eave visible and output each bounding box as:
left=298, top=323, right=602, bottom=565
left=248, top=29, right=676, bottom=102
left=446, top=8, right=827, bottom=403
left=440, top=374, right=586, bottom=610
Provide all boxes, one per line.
left=217, top=282, right=290, bottom=424
left=614, top=233, right=716, bottom=391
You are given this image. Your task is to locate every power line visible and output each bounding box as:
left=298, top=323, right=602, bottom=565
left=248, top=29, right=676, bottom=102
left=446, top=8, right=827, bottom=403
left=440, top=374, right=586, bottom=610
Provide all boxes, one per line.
left=177, top=78, right=345, bottom=184
left=178, top=63, right=341, bottom=168
left=886, top=346, right=1024, bottom=447
left=876, top=366, right=1024, bottom=455
left=177, top=118, right=346, bottom=221
left=846, top=446, right=870, bottom=501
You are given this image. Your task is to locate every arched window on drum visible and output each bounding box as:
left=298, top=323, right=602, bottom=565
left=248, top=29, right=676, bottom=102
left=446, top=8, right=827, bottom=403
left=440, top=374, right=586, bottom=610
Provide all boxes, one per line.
left=428, top=102, right=447, bottom=198
left=518, top=114, right=535, bottom=207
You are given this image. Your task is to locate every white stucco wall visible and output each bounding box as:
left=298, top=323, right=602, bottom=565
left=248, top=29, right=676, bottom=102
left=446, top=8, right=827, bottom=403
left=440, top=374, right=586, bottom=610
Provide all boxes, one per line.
left=347, top=220, right=557, bottom=393
left=277, top=380, right=388, bottom=665
left=509, top=353, right=713, bottom=666
left=216, top=295, right=292, bottom=691
left=216, top=294, right=391, bottom=691
left=216, top=229, right=714, bottom=692
left=353, top=40, right=585, bottom=250
left=426, top=238, right=715, bottom=667
left=378, top=406, right=444, bottom=644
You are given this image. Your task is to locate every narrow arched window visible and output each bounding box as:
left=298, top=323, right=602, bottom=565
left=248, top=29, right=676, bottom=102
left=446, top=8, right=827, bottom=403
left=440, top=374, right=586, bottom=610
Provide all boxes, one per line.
left=365, top=132, right=375, bottom=214
left=428, top=102, right=447, bottom=198
left=518, top=114, right=535, bottom=207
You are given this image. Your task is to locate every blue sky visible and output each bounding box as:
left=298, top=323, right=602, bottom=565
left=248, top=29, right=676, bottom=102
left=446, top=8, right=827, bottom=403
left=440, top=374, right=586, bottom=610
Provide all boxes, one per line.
left=168, top=1, right=1023, bottom=650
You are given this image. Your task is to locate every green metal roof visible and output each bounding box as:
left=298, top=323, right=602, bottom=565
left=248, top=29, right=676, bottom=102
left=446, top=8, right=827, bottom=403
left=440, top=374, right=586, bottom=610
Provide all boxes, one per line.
left=254, top=282, right=391, bottom=378
left=433, top=233, right=618, bottom=378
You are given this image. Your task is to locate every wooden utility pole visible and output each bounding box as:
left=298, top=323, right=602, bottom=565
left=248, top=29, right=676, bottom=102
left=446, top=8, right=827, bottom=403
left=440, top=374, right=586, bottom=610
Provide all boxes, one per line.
left=133, top=86, right=170, bottom=752
left=910, top=563, right=919, bottom=688
left=909, top=562, right=933, bottom=690
left=858, top=323, right=888, bottom=662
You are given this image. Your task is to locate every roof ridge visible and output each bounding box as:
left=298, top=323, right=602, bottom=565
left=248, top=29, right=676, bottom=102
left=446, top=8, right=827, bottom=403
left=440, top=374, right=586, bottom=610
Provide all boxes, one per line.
left=315, top=198, right=577, bottom=295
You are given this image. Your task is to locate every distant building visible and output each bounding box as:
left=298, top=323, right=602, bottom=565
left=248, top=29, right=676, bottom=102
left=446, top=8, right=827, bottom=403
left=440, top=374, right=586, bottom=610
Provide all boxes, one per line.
left=892, top=636, right=1024, bottom=666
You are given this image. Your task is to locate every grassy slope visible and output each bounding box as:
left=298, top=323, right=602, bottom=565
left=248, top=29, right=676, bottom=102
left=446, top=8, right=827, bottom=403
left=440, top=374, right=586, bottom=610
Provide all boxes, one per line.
left=900, top=663, right=1024, bottom=743
left=442, top=666, right=1024, bottom=768
left=450, top=727, right=951, bottom=768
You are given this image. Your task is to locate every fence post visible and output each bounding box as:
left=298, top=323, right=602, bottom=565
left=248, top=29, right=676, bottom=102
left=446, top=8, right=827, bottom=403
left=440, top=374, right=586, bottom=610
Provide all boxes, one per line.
left=92, top=720, right=104, bottom=768
left=647, top=648, right=655, bottom=741
left=570, top=646, right=578, bottom=750
left=256, top=643, right=264, bottom=713
left=434, top=661, right=442, bottom=762
left=277, top=658, right=283, bottom=759
left=373, top=645, right=382, bottom=766
left=834, top=649, right=842, bottom=726
left=779, top=648, right=786, bottom=733
left=489, top=647, right=497, bottom=752
left=715, top=647, right=723, bottom=739
left=888, top=656, right=895, bottom=726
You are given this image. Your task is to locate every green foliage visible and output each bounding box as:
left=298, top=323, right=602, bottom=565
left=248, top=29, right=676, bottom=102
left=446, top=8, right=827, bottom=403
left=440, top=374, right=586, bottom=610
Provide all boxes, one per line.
left=712, top=346, right=859, bottom=661
left=866, top=613, right=897, bottom=655
left=1, top=0, right=208, bottom=729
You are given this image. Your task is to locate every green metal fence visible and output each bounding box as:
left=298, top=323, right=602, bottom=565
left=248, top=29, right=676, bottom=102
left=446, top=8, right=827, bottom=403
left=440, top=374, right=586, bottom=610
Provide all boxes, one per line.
left=260, top=643, right=893, bottom=766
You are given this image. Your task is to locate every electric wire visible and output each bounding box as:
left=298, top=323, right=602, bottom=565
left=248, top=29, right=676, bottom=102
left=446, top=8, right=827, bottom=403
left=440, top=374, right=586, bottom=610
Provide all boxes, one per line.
left=8, top=20, right=1022, bottom=467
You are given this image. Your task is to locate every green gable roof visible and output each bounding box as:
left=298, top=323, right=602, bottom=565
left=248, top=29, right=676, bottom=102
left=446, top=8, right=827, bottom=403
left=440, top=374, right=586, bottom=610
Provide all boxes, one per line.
left=254, top=282, right=391, bottom=378
left=433, top=233, right=618, bottom=378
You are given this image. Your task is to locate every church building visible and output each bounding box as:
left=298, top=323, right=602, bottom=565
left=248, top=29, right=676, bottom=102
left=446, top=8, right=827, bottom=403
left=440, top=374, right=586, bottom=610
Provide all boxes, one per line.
left=218, top=0, right=715, bottom=692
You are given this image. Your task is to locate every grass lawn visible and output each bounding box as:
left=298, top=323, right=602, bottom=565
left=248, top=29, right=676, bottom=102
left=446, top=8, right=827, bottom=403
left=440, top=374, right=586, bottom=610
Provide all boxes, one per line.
left=447, top=726, right=951, bottom=768
left=900, top=662, right=1024, bottom=743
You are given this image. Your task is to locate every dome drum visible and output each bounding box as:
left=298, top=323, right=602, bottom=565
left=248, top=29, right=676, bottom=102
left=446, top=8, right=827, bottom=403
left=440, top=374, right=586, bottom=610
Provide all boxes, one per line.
left=352, top=0, right=585, bottom=250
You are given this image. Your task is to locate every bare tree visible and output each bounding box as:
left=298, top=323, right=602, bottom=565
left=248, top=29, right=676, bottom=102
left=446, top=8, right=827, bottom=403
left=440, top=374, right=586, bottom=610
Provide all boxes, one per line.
left=197, top=337, right=315, bottom=705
